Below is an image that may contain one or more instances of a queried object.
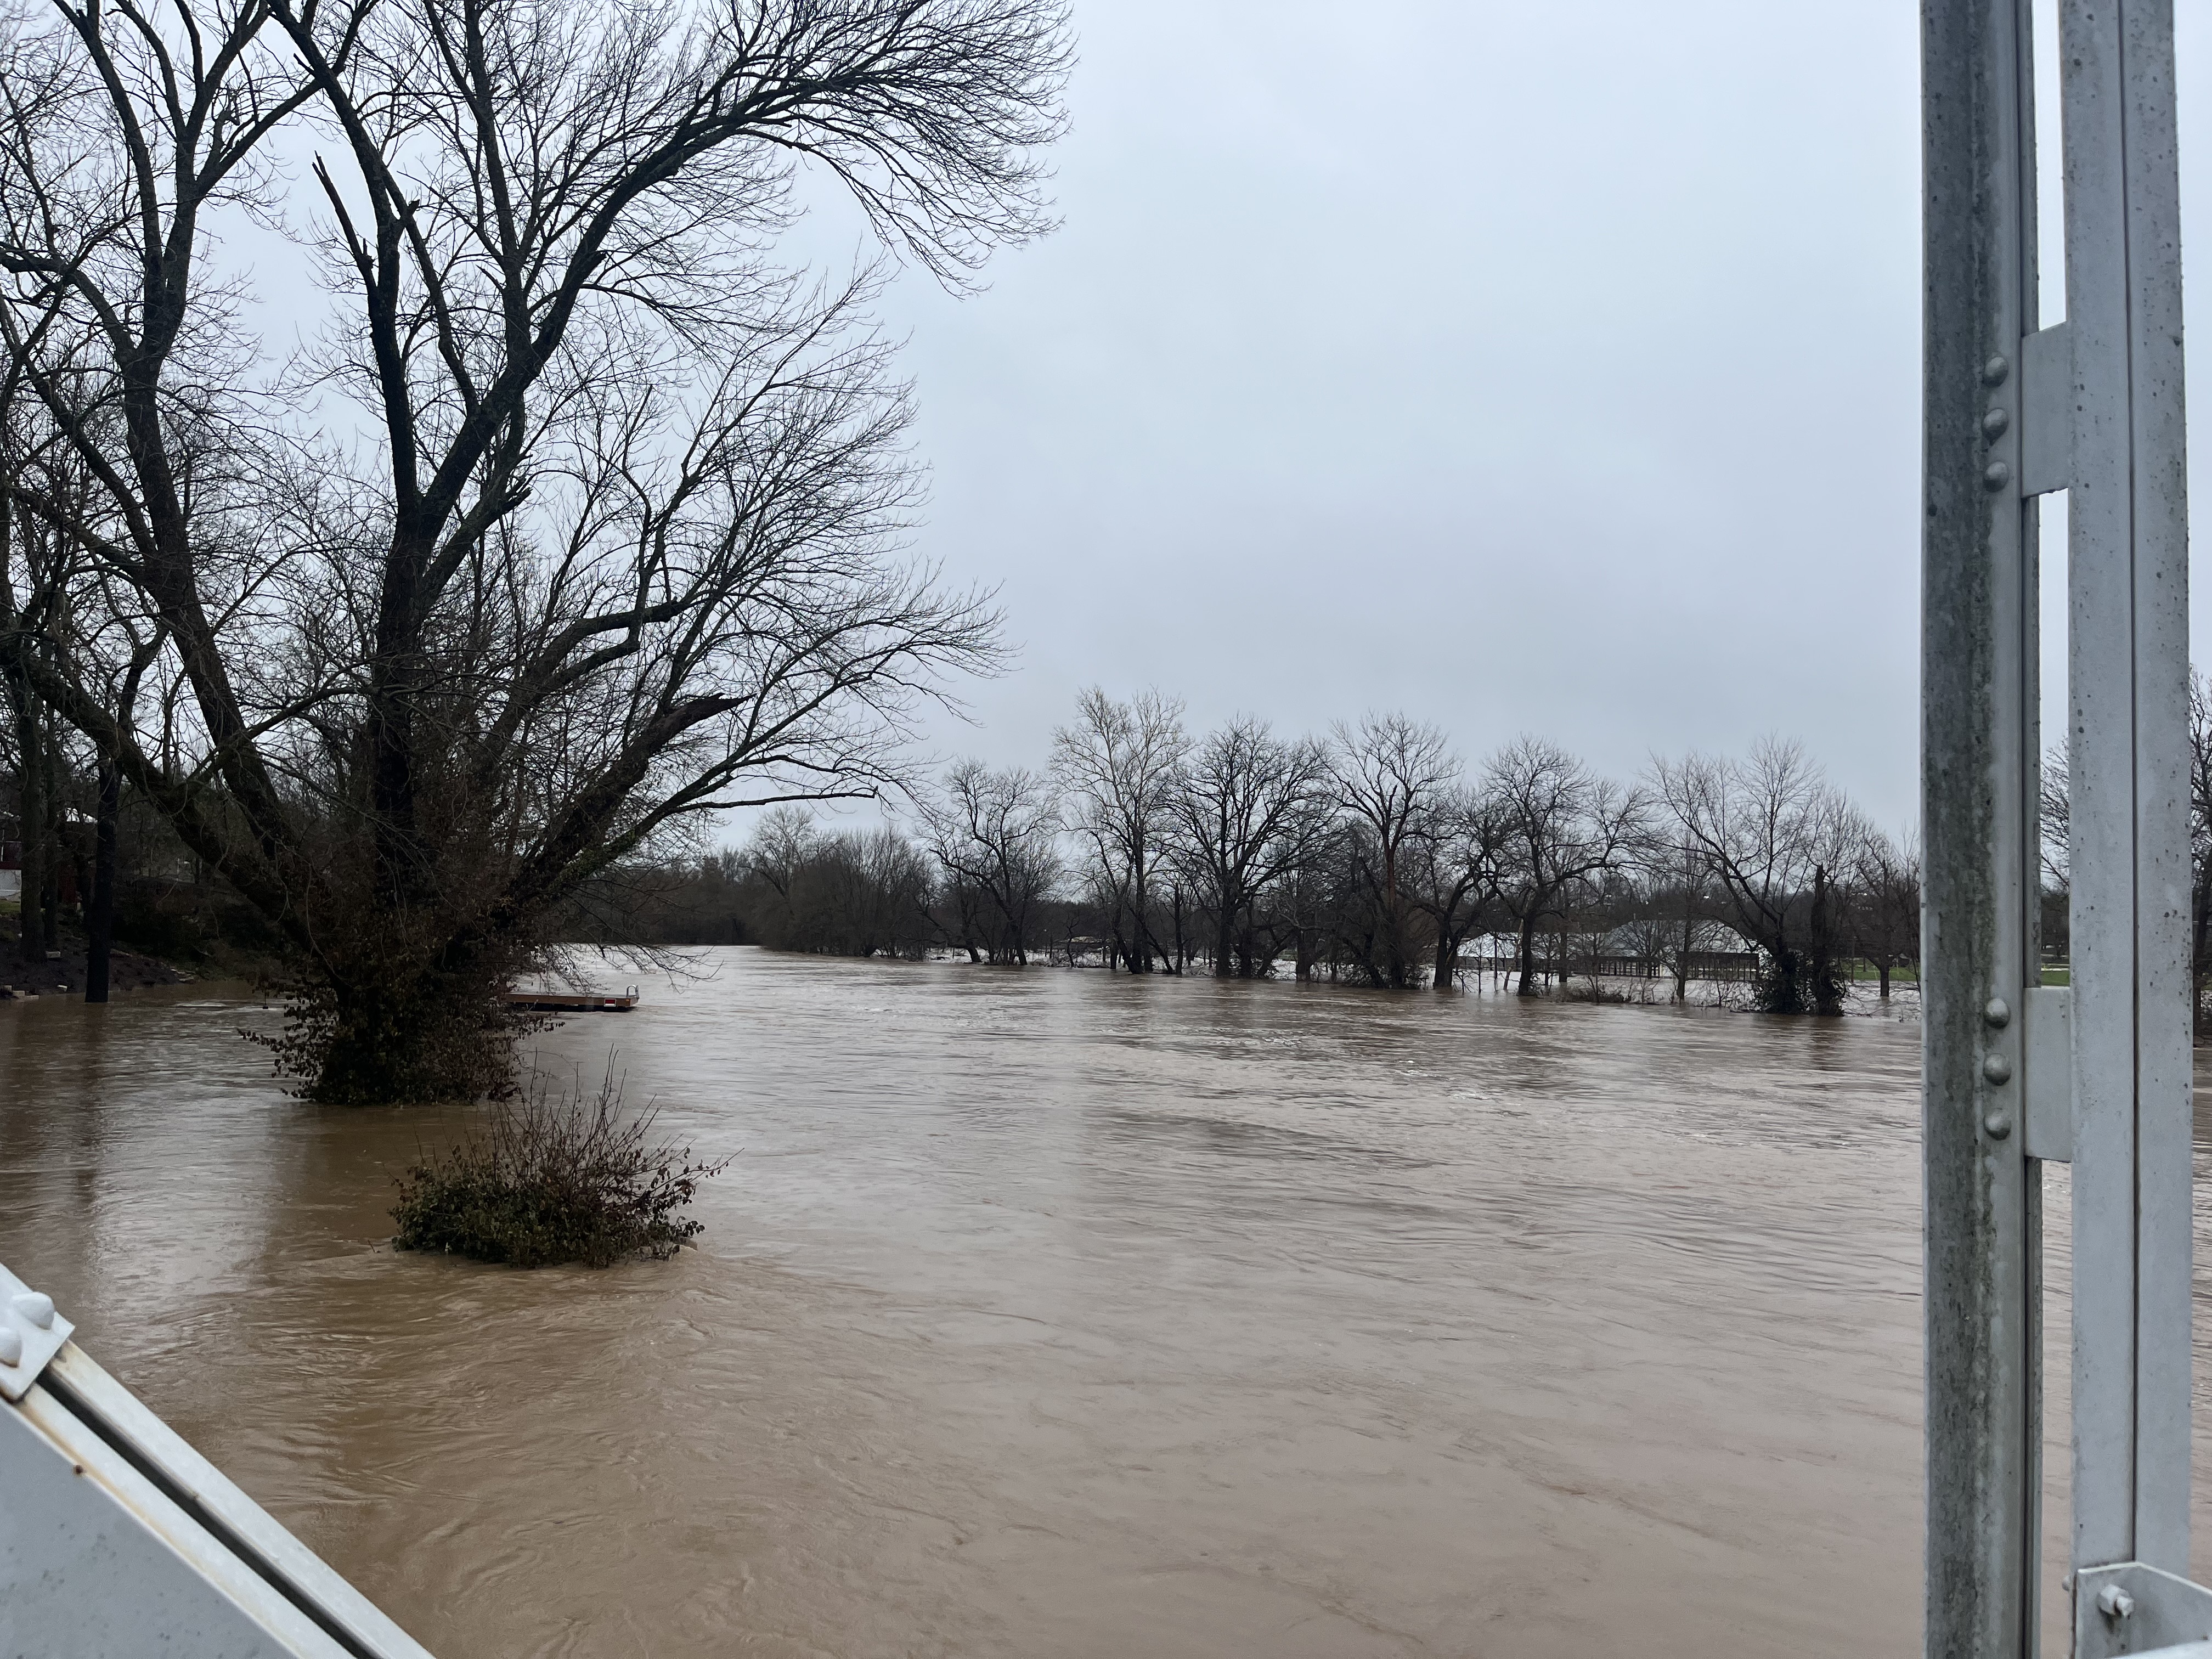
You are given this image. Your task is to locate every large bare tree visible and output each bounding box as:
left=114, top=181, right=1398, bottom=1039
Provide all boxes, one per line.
left=1171, top=715, right=1329, bottom=978
left=1652, top=737, right=1867, bottom=1015
left=0, top=0, right=1066, bottom=1097
left=1329, top=713, right=1454, bottom=989
left=1052, top=687, right=1187, bottom=973
left=916, top=758, right=1058, bottom=964
left=1405, top=785, right=1508, bottom=991
left=1483, top=735, right=1646, bottom=997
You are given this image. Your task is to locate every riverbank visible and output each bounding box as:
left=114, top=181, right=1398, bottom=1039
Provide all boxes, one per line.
left=0, top=942, right=192, bottom=1000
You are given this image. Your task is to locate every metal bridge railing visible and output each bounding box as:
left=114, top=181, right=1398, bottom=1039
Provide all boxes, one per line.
left=1923, top=3, right=2207, bottom=1654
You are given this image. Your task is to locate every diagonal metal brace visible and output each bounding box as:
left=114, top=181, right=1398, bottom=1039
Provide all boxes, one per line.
left=2076, top=1561, right=2212, bottom=1657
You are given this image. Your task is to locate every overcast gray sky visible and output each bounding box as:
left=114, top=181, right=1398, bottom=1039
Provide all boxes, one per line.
left=770, top=1, right=2212, bottom=839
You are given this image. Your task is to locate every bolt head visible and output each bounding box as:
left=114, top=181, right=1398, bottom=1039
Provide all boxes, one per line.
left=12, top=1293, right=53, bottom=1330
left=1985, top=997, right=2011, bottom=1028
left=1983, top=354, right=2011, bottom=386
left=2097, top=1583, right=2136, bottom=1620
left=1983, top=1052, right=2013, bottom=1085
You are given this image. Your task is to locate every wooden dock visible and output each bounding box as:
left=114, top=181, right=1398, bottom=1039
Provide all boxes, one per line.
left=504, top=988, right=639, bottom=1013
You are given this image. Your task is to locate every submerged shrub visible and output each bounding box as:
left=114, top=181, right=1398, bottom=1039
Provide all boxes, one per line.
left=392, top=1064, right=727, bottom=1268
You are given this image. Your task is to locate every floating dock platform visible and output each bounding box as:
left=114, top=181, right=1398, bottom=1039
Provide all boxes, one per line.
left=503, top=988, right=639, bottom=1013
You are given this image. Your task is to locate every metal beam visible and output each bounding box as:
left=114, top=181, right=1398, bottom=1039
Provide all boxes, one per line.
left=1925, top=1, right=2195, bottom=1644
left=2061, top=0, right=2193, bottom=1582
left=0, top=1267, right=436, bottom=1659
left=1922, top=1, right=2046, bottom=1652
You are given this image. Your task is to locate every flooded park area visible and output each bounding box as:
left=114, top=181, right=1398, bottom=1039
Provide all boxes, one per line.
left=3, top=950, right=2212, bottom=1656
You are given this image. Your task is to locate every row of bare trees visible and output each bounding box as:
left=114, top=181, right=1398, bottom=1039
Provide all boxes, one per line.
left=0, top=0, right=1070, bottom=1098
left=731, top=689, right=1925, bottom=1016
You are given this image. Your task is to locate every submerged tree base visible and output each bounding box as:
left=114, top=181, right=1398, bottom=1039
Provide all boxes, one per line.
left=392, top=1065, right=726, bottom=1268
left=257, top=950, right=541, bottom=1105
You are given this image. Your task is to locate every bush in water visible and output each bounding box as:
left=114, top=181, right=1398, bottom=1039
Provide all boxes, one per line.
left=392, top=1064, right=726, bottom=1268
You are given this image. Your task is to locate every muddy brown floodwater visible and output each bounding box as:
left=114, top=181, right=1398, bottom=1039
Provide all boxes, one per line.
left=5, top=951, right=2212, bottom=1656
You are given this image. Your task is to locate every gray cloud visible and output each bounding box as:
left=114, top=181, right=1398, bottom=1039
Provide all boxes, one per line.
left=782, top=1, right=1928, bottom=827
left=780, top=2, right=2212, bottom=840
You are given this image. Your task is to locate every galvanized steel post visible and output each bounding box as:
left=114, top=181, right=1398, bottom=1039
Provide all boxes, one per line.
left=1922, top=2, right=2045, bottom=1654
left=2059, top=0, right=2192, bottom=1587
left=1927, top=2, right=2197, bottom=1652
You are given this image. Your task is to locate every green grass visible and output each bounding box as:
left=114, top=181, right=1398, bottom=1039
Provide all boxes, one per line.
left=1845, top=961, right=1920, bottom=985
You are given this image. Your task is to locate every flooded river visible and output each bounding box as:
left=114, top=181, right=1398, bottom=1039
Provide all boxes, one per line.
left=4, top=950, right=2212, bottom=1656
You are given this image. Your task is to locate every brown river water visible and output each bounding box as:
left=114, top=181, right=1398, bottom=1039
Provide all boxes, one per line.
left=5, top=949, right=2212, bottom=1657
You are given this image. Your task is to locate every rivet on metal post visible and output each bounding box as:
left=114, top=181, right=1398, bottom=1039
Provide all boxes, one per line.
left=1984, top=407, right=2012, bottom=437
left=1985, top=1111, right=2015, bottom=1140
left=13, top=1293, right=54, bottom=1330
left=0, top=1327, right=21, bottom=1368
left=1984, top=1053, right=2013, bottom=1085
left=1984, top=460, right=2013, bottom=490
left=1984, top=353, right=2012, bottom=385
left=1986, top=997, right=2012, bottom=1028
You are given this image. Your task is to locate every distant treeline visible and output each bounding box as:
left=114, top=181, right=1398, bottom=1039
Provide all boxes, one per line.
left=623, top=690, right=1944, bottom=1017
left=30, top=675, right=2212, bottom=1026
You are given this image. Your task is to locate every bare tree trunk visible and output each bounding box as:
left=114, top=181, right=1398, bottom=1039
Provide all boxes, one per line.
left=1808, top=863, right=1842, bottom=1015
left=37, top=720, right=59, bottom=958
left=14, top=691, right=44, bottom=968
left=1514, top=912, right=1540, bottom=997
left=1673, top=893, right=1695, bottom=1003
left=84, top=759, right=118, bottom=1003
left=1432, top=930, right=1458, bottom=992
